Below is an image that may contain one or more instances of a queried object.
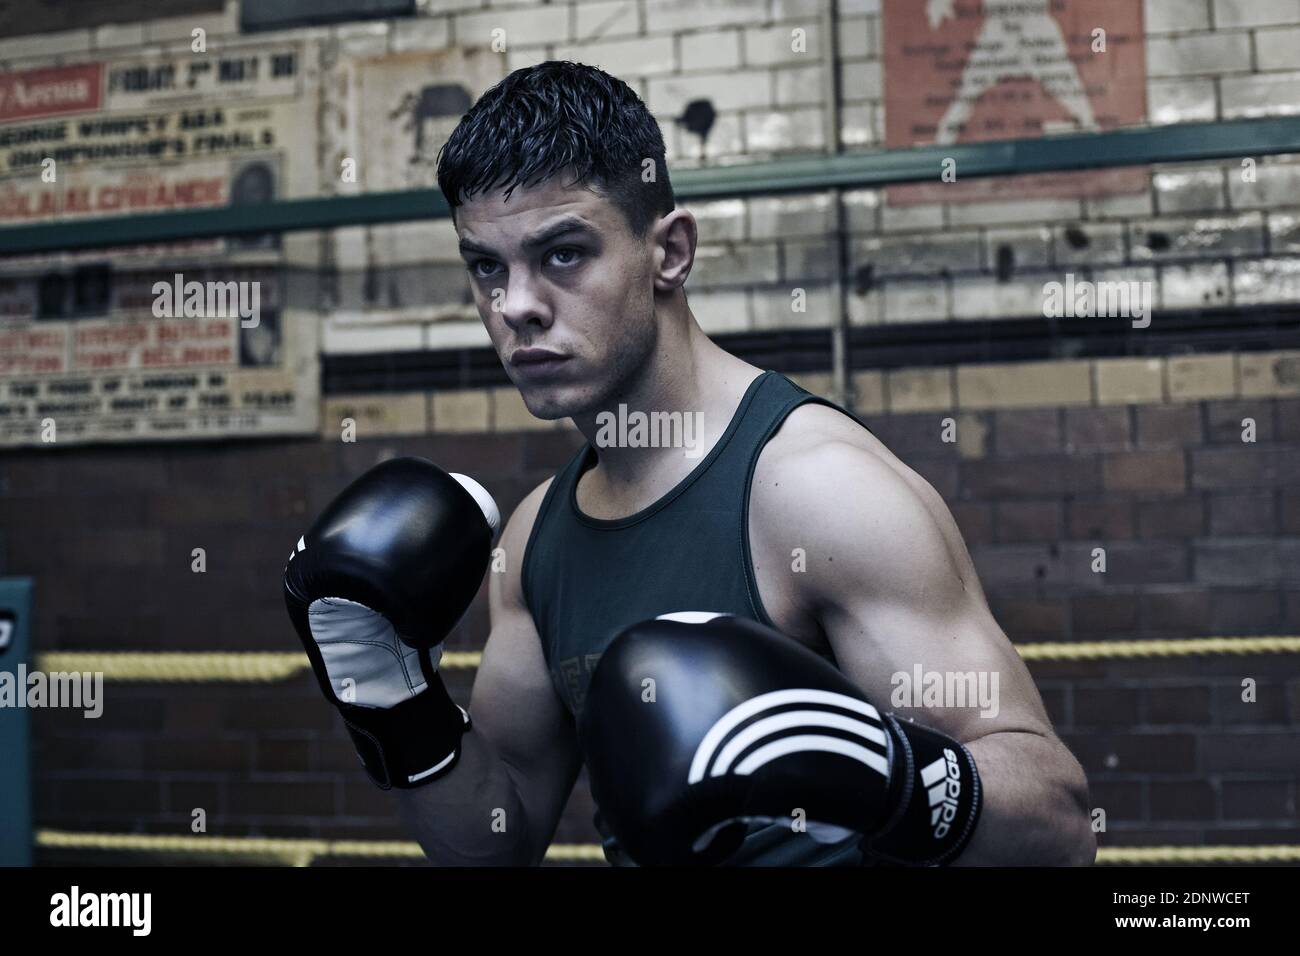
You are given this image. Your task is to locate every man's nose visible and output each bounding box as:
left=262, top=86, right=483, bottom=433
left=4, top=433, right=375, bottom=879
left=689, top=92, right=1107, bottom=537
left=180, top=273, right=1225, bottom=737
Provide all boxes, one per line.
left=496, top=272, right=552, bottom=330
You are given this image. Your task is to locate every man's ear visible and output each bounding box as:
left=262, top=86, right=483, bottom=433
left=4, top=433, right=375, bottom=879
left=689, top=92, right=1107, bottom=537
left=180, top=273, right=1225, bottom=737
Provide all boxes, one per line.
left=652, top=209, right=697, bottom=292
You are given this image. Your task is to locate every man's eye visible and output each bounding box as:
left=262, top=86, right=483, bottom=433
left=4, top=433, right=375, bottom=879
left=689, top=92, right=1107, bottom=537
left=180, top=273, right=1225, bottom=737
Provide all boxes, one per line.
left=469, top=260, right=500, bottom=279
left=550, top=247, right=581, bottom=266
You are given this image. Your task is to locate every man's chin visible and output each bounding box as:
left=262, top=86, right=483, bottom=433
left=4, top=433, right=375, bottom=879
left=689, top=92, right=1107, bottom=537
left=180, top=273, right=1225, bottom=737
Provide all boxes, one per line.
left=516, top=384, right=584, bottom=422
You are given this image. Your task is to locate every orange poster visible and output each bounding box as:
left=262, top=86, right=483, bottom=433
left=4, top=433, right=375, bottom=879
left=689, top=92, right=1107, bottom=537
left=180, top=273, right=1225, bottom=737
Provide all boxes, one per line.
left=882, top=0, right=1148, bottom=203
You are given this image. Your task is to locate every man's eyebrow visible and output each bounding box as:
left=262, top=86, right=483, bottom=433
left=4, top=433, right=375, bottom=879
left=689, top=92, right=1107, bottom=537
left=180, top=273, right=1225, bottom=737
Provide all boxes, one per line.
left=458, top=216, right=597, bottom=258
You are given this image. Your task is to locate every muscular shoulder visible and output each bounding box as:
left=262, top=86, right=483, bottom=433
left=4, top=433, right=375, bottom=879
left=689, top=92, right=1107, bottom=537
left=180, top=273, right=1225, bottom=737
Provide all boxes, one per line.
left=753, top=402, right=913, bottom=508
left=751, top=403, right=965, bottom=613
left=491, top=477, right=554, bottom=615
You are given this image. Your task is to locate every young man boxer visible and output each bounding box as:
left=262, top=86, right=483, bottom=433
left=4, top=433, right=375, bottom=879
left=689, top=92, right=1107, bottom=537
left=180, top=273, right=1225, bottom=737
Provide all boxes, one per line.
left=285, top=61, right=1094, bottom=866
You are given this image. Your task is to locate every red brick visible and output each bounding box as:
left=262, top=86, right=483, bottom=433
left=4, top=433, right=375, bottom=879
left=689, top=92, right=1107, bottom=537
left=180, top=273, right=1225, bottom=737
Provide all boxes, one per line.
left=1104, top=543, right=1191, bottom=585
left=989, top=597, right=1068, bottom=640
left=1143, top=685, right=1211, bottom=724
left=1278, top=398, right=1300, bottom=440
left=1149, top=780, right=1214, bottom=820
left=1206, top=400, right=1274, bottom=442
left=1135, top=404, right=1202, bottom=448
left=1136, top=498, right=1204, bottom=538
left=1195, top=542, right=1282, bottom=586
left=53, top=778, right=164, bottom=816
left=1213, top=682, right=1290, bottom=724
left=1192, top=446, right=1299, bottom=489
left=963, top=456, right=1100, bottom=498
left=1210, top=589, right=1282, bottom=632
left=1066, top=497, right=1135, bottom=539
left=1208, top=491, right=1277, bottom=535
left=1064, top=407, right=1130, bottom=452
left=1071, top=595, right=1139, bottom=634
left=222, top=694, right=337, bottom=734
left=1198, top=732, right=1300, bottom=772
left=142, top=737, right=251, bottom=774
left=227, top=778, right=338, bottom=816
left=868, top=415, right=962, bottom=459
left=993, top=409, right=1061, bottom=455
left=33, top=734, right=144, bottom=773
left=1087, top=780, right=1144, bottom=820
left=995, top=500, right=1062, bottom=542
left=1102, top=450, right=1186, bottom=494
left=166, top=780, right=226, bottom=817
left=1283, top=492, right=1300, bottom=534
left=1221, top=780, right=1295, bottom=819
left=1138, top=589, right=1212, bottom=635
left=1204, top=826, right=1300, bottom=844
left=970, top=544, right=1069, bottom=588
left=1064, top=732, right=1197, bottom=773
left=1073, top=685, right=1141, bottom=725
left=55, top=450, right=170, bottom=495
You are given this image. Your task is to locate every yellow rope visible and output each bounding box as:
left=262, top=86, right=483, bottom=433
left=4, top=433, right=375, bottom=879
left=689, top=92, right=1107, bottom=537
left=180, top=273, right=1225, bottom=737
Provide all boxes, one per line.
left=35, top=830, right=602, bottom=866
left=33, top=651, right=483, bottom=682
left=1017, top=636, right=1300, bottom=660
left=1098, top=845, right=1300, bottom=864
left=33, top=831, right=1299, bottom=865
left=31, top=636, right=1300, bottom=683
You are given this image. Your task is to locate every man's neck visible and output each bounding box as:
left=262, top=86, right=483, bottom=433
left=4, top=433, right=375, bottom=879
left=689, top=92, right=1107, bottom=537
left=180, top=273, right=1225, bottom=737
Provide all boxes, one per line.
left=572, top=324, right=761, bottom=495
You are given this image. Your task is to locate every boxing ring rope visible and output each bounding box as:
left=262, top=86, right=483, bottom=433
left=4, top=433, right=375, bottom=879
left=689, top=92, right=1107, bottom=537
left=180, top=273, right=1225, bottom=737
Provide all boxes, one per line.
left=32, top=635, right=1300, bottom=683
left=32, top=829, right=1300, bottom=867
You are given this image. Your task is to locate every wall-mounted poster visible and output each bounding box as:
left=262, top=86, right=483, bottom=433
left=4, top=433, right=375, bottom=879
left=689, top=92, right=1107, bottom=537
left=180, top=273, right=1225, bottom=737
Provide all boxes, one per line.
left=882, top=0, right=1149, bottom=203
left=0, top=42, right=321, bottom=446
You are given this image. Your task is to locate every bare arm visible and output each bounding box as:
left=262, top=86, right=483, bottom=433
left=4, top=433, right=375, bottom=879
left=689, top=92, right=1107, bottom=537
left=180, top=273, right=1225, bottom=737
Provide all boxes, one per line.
left=755, top=418, right=1094, bottom=865
left=396, top=480, right=582, bottom=865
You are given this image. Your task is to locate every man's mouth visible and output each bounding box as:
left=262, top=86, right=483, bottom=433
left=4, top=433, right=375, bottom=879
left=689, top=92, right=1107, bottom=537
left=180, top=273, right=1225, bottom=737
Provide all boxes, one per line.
left=510, top=348, right=571, bottom=378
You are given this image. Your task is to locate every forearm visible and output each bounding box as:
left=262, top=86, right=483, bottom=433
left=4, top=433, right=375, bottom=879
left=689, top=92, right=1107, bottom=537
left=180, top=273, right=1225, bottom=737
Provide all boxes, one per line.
left=394, top=729, right=536, bottom=866
left=954, top=730, right=1095, bottom=866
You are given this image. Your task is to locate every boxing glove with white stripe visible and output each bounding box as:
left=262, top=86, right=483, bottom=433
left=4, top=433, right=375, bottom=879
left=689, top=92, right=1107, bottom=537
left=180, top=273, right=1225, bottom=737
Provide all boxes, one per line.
left=578, top=613, right=982, bottom=866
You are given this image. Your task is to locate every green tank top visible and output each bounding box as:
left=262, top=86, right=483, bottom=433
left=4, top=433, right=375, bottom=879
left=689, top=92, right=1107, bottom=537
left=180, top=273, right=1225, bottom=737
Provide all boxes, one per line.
left=522, top=370, right=870, bottom=866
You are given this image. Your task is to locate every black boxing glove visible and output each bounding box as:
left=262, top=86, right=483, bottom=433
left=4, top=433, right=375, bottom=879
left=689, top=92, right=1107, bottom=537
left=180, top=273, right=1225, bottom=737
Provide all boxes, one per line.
left=578, top=612, right=982, bottom=866
left=283, top=457, right=498, bottom=789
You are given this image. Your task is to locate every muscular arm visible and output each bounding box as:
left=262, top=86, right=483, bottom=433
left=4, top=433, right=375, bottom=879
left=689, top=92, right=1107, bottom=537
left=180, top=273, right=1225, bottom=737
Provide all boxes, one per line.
left=396, top=480, right=582, bottom=865
left=754, top=410, right=1095, bottom=865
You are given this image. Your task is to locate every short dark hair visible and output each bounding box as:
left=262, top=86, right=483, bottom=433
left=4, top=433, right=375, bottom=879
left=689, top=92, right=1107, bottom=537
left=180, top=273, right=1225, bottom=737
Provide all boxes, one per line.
left=436, top=61, right=674, bottom=238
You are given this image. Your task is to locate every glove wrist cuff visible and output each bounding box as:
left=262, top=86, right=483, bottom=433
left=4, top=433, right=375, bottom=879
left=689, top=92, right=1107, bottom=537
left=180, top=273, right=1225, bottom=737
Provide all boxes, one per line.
left=862, top=715, right=982, bottom=867
left=338, top=672, right=471, bottom=790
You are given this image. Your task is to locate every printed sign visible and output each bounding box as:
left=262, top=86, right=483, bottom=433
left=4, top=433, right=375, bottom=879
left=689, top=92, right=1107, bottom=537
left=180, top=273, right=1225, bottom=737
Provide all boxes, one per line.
left=0, top=43, right=320, bottom=446
left=882, top=0, right=1148, bottom=203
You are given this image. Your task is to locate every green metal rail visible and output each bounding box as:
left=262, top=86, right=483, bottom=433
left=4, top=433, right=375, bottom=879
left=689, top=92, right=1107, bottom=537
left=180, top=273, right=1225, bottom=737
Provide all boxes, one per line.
left=1, top=117, right=1298, bottom=255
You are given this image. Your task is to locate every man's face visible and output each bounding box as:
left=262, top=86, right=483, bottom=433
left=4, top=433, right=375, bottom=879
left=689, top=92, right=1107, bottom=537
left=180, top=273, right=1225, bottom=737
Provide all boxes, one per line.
left=454, top=176, right=658, bottom=420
